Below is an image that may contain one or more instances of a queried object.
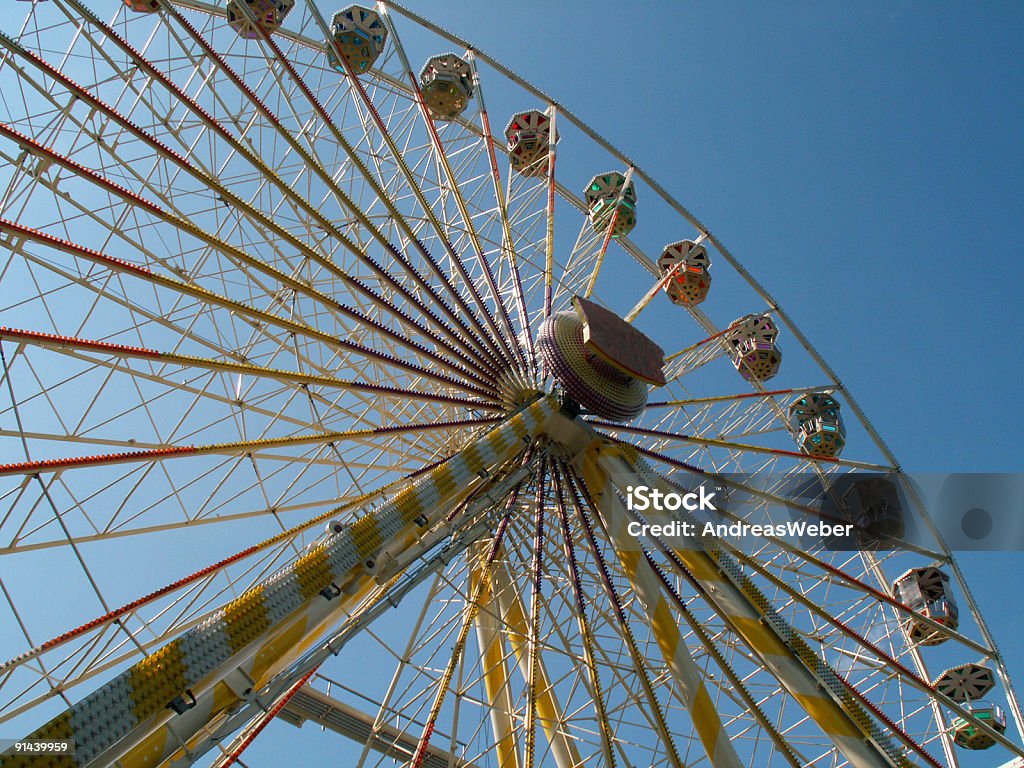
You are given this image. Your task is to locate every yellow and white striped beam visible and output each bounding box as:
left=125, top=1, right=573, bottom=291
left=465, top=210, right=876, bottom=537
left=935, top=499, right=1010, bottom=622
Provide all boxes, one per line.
left=0, top=398, right=556, bottom=768
left=579, top=451, right=743, bottom=768
left=488, top=555, right=584, bottom=768
left=470, top=547, right=522, bottom=768
left=578, top=437, right=912, bottom=768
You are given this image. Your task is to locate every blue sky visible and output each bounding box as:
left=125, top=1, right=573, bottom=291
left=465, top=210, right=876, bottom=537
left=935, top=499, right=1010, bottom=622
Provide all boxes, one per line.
left=447, top=0, right=1023, bottom=474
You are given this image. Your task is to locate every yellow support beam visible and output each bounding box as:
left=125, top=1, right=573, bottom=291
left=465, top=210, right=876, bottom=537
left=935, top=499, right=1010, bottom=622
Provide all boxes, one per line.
left=470, top=549, right=522, bottom=768
left=581, top=438, right=911, bottom=768
left=579, top=450, right=743, bottom=768
left=488, top=556, right=583, bottom=768
left=3, top=398, right=556, bottom=768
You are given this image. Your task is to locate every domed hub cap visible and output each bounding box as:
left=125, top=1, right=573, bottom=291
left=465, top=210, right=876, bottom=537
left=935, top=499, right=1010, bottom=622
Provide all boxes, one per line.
left=537, top=296, right=664, bottom=422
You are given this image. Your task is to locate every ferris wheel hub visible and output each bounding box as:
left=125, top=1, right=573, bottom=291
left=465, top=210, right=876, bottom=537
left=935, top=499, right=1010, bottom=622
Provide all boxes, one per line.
left=537, top=297, right=664, bottom=423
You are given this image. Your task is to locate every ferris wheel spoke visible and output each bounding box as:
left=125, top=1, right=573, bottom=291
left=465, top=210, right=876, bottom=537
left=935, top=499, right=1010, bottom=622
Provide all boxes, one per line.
left=0, top=414, right=495, bottom=479
left=0, top=327, right=498, bottom=414
left=0, top=414, right=329, bottom=549
left=0, top=124, right=499, bottom=384
left=552, top=218, right=609, bottom=314
left=384, top=32, right=531, bottom=374
left=0, top=189, right=483, bottom=416
left=0, top=331, right=365, bottom=454
left=1, top=437, right=478, bottom=549
left=641, top=387, right=784, bottom=444
left=582, top=167, right=635, bottom=300
left=6, top=456, right=361, bottom=557
left=0, top=220, right=500, bottom=401
left=522, top=458, right=548, bottom=768
left=591, top=421, right=893, bottom=472
left=304, top=2, right=525, bottom=374
left=542, top=107, right=559, bottom=319
left=155, top=3, right=510, bottom=379
left=4, top=13, right=505, bottom=384
left=564, top=469, right=686, bottom=768
left=2, top=225, right=485, bottom=399
left=504, top=189, right=550, bottom=307
left=646, top=386, right=836, bottom=410
left=407, top=503, right=516, bottom=768
left=549, top=463, right=617, bottom=766
left=455, top=48, right=538, bottom=370
left=2, top=490, right=352, bottom=557
left=466, top=50, right=544, bottom=342
left=1, top=241, right=358, bottom=413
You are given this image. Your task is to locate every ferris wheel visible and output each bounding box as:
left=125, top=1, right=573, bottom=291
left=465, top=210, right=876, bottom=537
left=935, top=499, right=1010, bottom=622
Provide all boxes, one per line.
left=0, top=2, right=1019, bottom=767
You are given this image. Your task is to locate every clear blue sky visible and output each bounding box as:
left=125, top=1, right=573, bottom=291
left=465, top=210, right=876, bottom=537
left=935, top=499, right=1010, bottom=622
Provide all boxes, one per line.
left=244, top=2, right=1024, bottom=764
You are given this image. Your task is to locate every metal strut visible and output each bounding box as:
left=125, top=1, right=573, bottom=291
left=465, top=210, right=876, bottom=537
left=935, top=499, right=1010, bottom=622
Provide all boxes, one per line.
left=305, top=1, right=524, bottom=373
left=583, top=166, right=634, bottom=299
left=458, top=46, right=537, bottom=372
left=550, top=462, right=616, bottom=767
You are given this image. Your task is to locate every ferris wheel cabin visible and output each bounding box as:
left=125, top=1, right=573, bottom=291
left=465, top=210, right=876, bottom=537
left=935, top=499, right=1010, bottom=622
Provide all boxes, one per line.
left=657, top=239, right=712, bottom=306
left=225, top=0, right=294, bottom=38
left=893, top=566, right=960, bottom=645
left=419, top=53, right=474, bottom=121
left=584, top=171, right=637, bottom=238
left=724, top=313, right=783, bottom=382
left=326, top=5, right=388, bottom=74
left=788, top=391, right=846, bottom=458
left=505, top=109, right=557, bottom=177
